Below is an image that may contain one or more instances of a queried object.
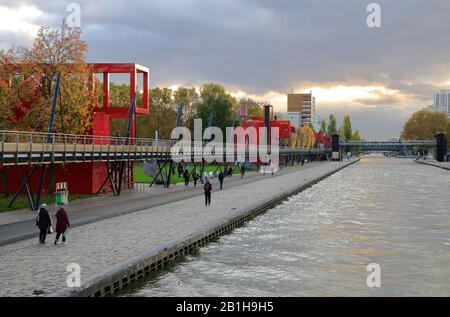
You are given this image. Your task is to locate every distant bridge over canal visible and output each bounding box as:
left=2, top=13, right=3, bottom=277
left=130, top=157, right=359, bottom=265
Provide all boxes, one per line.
left=340, top=140, right=436, bottom=151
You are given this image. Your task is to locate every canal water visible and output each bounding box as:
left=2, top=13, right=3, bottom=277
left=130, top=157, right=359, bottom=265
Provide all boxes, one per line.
left=121, top=154, right=450, bottom=296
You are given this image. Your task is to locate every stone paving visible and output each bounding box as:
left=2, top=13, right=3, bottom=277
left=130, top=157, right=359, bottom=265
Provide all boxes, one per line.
left=0, top=160, right=354, bottom=296
left=0, top=163, right=322, bottom=245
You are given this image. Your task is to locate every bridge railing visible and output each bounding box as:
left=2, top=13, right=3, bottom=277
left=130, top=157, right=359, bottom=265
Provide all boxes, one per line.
left=0, top=129, right=329, bottom=165
left=0, top=130, right=177, bottom=149
left=340, top=140, right=435, bottom=146
left=0, top=130, right=331, bottom=150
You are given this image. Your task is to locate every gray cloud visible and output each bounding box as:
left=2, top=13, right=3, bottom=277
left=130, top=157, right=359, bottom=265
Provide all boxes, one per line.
left=1, top=0, right=450, bottom=139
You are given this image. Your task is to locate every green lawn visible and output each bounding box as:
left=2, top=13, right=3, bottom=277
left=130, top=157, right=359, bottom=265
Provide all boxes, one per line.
left=134, top=163, right=251, bottom=184
left=0, top=194, right=95, bottom=213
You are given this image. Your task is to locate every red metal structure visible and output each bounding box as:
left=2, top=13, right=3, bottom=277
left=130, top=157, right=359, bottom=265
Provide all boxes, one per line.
left=1, top=63, right=150, bottom=196
left=238, top=116, right=294, bottom=147
left=90, top=63, right=149, bottom=139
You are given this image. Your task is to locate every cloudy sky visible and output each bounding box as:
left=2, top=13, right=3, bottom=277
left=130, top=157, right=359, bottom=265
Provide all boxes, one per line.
left=1, top=0, right=450, bottom=140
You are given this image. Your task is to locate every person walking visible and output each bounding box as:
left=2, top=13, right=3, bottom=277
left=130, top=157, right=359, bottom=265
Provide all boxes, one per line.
left=183, top=168, right=190, bottom=186
left=240, top=165, right=245, bottom=178
left=36, top=203, right=52, bottom=244
left=270, top=160, right=275, bottom=175
left=227, top=167, right=233, bottom=177
left=192, top=169, right=199, bottom=187
left=177, top=162, right=183, bottom=178
left=204, top=179, right=212, bottom=206
left=54, top=206, right=70, bottom=245
left=218, top=171, right=225, bottom=190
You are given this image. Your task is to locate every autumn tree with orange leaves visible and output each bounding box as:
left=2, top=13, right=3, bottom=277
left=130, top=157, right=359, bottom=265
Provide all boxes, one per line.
left=401, top=109, right=450, bottom=140
left=0, top=23, right=97, bottom=134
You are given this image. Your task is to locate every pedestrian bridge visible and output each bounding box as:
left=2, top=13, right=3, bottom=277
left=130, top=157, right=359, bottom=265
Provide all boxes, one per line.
left=0, top=130, right=328, bottom=166
left=340, top=140, right=435, bottom=151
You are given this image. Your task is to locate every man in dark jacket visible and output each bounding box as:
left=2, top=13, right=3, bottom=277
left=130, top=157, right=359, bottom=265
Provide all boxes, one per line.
left=55, top=206, right=70, bottom=245
left=204, top=179, right=212, bottom=206
left=218, top=172, right=225, bottom=190
left=240, top=165, right=245, bottom=178
left=36, top=203, right=52, bottom=244
left=183, top=168, right=190, bottom=186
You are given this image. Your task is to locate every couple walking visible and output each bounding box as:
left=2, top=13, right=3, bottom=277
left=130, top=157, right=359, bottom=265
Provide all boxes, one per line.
left=36, top=203, right=70, bottom=245
left=183, top=168, right=200, bottom=187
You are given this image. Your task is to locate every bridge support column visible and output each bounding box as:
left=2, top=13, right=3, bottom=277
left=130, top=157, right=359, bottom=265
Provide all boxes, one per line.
left=436, top=132, right=448, bottom=162
left=331, top=134, right=340, bottom=161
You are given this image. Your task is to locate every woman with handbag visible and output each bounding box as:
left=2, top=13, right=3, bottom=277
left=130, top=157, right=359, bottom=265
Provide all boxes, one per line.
left=36, top=203, right=52, bottom=244
left=54, top=206, right=70, bottom=245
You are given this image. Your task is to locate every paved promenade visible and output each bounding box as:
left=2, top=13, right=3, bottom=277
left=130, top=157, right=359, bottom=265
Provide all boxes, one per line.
left=0, top=162, right=324, bottom=245
left=414, top=159, right=450, bottom=171
left=0, top=160, right=356, bottom=296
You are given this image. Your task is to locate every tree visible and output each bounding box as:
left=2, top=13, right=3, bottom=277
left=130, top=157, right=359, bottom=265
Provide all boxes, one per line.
left=298, top=124, right=315, bottom=148
left=320, top=119, right=327, bottom=134
left=352, top=129, right=361, bottom=153
left=0, top=23, right=96, bottom=134
left=352, top=129, right=361, bottom=141
left=339, top=125, right=345, bottom=139
left=239, top=97, right=262, bottom=118
left=0, top=49, right=16, bottom=129
left=447, top=120, right=450, bottom=140
left=401, top=109, right=449, bottom=140
left=342, top=115, right=353, bottom=141
left=327, top=114, right=337, bottom=136
left=109, top=83, right=136, bottom=137
left=173, top=87, right=200, bottom=129
left=196, top=83, right=236, bottom=136
left=139, top=87, right=176, bottom=139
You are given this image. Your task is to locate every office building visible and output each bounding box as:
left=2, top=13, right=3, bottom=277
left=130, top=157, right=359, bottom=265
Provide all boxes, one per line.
left=284, top=112, right=301, bottom=128
left=287, top=91, right=317, bottom=126
left=432, top=89, right=450, bottom=117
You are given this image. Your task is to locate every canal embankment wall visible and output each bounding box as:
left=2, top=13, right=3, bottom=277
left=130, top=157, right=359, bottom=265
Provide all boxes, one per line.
left=414, top=159, right=450, bottom=171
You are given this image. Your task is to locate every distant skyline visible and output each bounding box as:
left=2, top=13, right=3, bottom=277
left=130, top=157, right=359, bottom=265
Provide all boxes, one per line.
left=1, top=0, right=450, bottom=140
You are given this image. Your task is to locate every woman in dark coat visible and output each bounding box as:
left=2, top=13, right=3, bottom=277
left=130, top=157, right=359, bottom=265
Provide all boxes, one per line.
left=55, top=206, right=70, bottom=245
left=36, top=203, right=52, bottom=244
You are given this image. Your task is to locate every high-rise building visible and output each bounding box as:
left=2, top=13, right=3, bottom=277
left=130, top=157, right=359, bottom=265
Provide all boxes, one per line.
left=287, top=91, right=317, bottom=127
left=283, top=112, right=301, bottom=128
left=432, top=90, right=450, bottom=117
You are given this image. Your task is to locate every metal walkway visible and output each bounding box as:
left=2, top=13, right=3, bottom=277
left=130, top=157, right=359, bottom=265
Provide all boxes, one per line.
left=0, top=130, right=329, bottom=166
left=340, top=140, right=435, bottom=151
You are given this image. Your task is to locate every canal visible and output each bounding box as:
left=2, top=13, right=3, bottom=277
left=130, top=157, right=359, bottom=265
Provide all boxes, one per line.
left=121, top=154, right=450, bottom=296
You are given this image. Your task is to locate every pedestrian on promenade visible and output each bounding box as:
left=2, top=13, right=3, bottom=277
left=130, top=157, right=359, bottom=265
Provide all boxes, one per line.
left=183, top=168, right=190, bottom=186
left=269, top=159, right=275, bottom=175
left=178, top=162, right=183, bottom=177
left=218, top=171, right=225, bottom=190
left=192, top=169, right=199, bottom=187
left=54, top=205, right=70, bottom=245
left=240, top=165, right=245, bottom=178
left=227, top=167, right=233, bottom=177
left=204, top=179, right=212, bottom=206
left=36, top=203, right=52, bottom=244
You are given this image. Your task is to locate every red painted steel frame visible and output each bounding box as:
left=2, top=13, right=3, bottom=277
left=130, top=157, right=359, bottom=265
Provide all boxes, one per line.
left=89, top=63, right=149, bottom=139
left=1, top=63, right=151, bottom=196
